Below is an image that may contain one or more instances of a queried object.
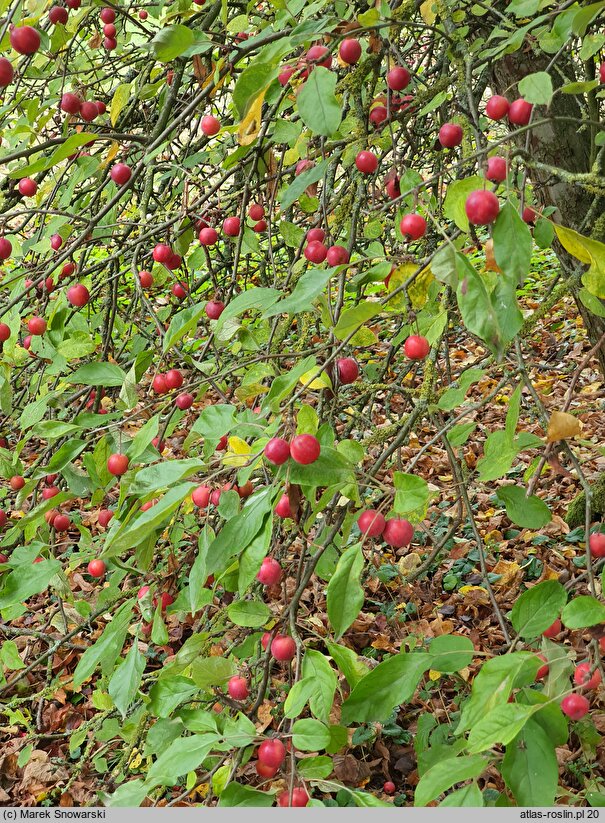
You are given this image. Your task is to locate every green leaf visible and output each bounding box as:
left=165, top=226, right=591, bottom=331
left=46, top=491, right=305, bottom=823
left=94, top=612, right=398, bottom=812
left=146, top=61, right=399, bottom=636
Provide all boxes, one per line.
left=466, top=703, right=536, bottom=753
left=333, top=302, right=381, bottom=340
left=191, top=657, right=236, bottom=690
left=190, top=527, right=213, bottom=615
left=456, top=653, right=540, bottom=733
left=226, top=599, right=270, bottom=627
left=440, top=783, right=483, bottom=807
left=325, top=640, right=370, bottom=689
left=185, top=404, right=237, bottom=445
left=492, top=202, right=533, bottom=285
left=297, top=67, right=342, bottom=136
left=0, top=640, right=25, bottom=669
left=163, top=303, right=207, bottom=353
left=437, top=368, right=485, bottom=411
left=291, top=718, right=331, bottom=751
left=214, top=288, right=281, bottom=337
left=297, top=756, right=333, bottom=779
left=511, top=580, right=567, bottom=638
left=264, top=267, right=337, bottom=317
left=501, top=719, right=558, bottom=805
left=149, top=676, right=198, bottom=718
left=73, top=600, right=135, bottom=686
left=45, top=440, right=87, bottom=474
left=326, top=543, right=364, bottom=640
left=415, top=755, right=487, bottom=806
left=447, top=423, right=477, bottom=447
left=110, top=83, right=131, bottom=126
left=233, top=63, right=277, bottom=119
left=341, top=653, right=430, bottom=725
left=495, top=485, right=551, bottom=528
left=443, top=177, right=484, bottom=232
left=429, top=635, right=474, bottom=673
left=279, top=160, right=329, bottom=211
left=150, top=25, right=194, bottom=62
left=393, top=472, right=431, bottom=523
left=0, top=559, right=61, bottom=611
left=287, top=447, right=355, bottom=488
left=108, top=640, right=146, bottom=718
left=284, top=649, right=337, bottom=724
left=151, top=605, right=169, bottom=646
left=103, top=483, right=196, bottom=556
left=218, top=783, right=275, bottom=807
left=561, top=595, right=605, bottom=629
left=579, top=287, right=605, bottom=319
left=66, top=362, right=128, bottom=387
left=130, top=459, right=204, bottom=494
left=518, top=71, right=553, bottom=105
left=146, top=733, right=218, bottom=788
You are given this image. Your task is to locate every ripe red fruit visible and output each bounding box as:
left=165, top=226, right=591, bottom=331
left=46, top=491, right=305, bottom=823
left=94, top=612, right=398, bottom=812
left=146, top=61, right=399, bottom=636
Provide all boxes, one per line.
left=387, top=66, right=410, bottom=91
left=290, top=434, right=321, bottom=465
left=485, top=95, right=509, bottom=120
left=103, top=37, right=117, bottom=52
left=201, top=115, right=221, bottom=136
left=509, top=98, right=533, bottom=126
left=98, top=509, right=113, bottom=527
left=355, top=150, right=378, bottom=174
left=370, top=105, right=388, bottom=127
left=137, top=585, right=150, bottom=601
left=358, top=509, right=386, bottom=537
left=400, top=213, right=427, bottom=241
left=49, top=6, right=69, bottom=24
left=326, top=245, right=349, bottom=266
left=9, top=475, right=25, bottom=491
left=110, top=163, right=132, bottom=185
left=258, top=739, right=286, bottom=768
left=542, top=618, right=561, bottom=638
left=159, top=592, right=174, bottom=610
left=139, top=270, right=153, bottom=287
left=60, top=262, right=76, bottom=279
left=18, top=178, right=37, bottom=197
left=28, top=316, right=47, bottom=335
left=51, top=234, right=63, bottom=250
left=257, top=557, right=282, bottom=586
left=601, top=63, right=605, bottom=84
left=295, top=159, right=314, bottom=176
left=0, top=58, right=14, bottom=87
left=337, top=357, right=359, bottom=384
left=100, top=7, right=116, bottom=23
left=139, top=9, right=148, bottom=19
left=23, top=335, right=32, bottom=350
left=53, top=514, right=71, bottom=532
left=256, top=760, right=278, bottom=778
left=385, top=175, right=401, bottom=200
left=465, top=189, right=500, bottom=225
left=248, top=203, right=264, bottom=221
left=171, top=282, right=187, bottom=299
left=205, top=300, right=225, bottom=320
left=0, top=513, right=7, bottom=531
left=42, top=486, right=59, bottom=499
left=87, top=559, right=106, bottom=578
left=404, top=335, right=430, bottom=360
left=278, top=65, right=296, bottom=86
left=0, top=324, right=10, bottom=343
left=165, top=368, right=183, bottom=390
left=574, top=662, right=602, bottom=690
left=107, top=453, right=129, bottom=476
left=438, top=122, right=463, bottom=148
left=271, top=634, right=296, bottom=661
left=223, top=217, right=241, bottom=237
left=61, top=93, right=81, bottom=115
left=264, top=438, right=290, bottom=465
left=339, top=38, right=362, bottom=65
left=192, top=485, right=211, bottom=508
left=277, top=788, right=309, bottom=807
left=199, top=227, right=218, bottom=246
left=306, top=228, right=325, bottom=243
left=383, top=518, right=414, bottom=548
left=80, top=101, right=99, bottom=122
left=67, top=284, right=90, bottom=307
left=275, top=493, right=293, bottom=519
left=216, top=435, right=228, bottom=451
left=589, top=532, right=605, bottom=558
left=10, top=26, right=41, bottom=55
left=561, top=693, right=590, bottom=720
left=103, top=23, right=117, bottom=37
left=304, top=241, right=328, bottom=264
left=306, top=44, right=331, bottom=69
left=153, top=243, right=172, bottom=263
left=175, top=393, right=194, bottom=410
left=522, top=206, right=537, bottom=224
left=486, top=156, right=508, bottom=183
left=227, top=676, right=249, bottom=700
left=253, top=220, right=267, bottom=232
left=0, top=238, right=12, bottom=260
left=384, top=781, right=396, bottom=795
left=535, top=654, right=549, bottom=680
left=152, top=373, right=168, bottom=394
left=261, top=632, right=271, bottom=650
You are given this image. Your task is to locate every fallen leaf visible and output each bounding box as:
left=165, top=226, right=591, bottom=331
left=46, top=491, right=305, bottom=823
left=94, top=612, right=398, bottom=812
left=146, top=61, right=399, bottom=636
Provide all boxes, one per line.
left=547, top=410, right=582, bottom=442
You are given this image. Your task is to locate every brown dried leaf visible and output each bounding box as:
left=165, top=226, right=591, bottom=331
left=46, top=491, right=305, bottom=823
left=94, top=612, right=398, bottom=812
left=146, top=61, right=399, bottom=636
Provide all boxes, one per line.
left=547, top=411, right=582, bottom=442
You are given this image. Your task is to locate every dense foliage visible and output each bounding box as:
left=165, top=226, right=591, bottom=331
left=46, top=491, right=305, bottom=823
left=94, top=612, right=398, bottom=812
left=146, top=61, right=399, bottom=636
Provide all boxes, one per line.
left=1, top=0, right=605, bottom=809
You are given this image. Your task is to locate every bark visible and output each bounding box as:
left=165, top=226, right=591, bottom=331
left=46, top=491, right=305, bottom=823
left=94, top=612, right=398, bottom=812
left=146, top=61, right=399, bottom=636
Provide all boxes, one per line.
left=491, top=50, right=605, bottom=375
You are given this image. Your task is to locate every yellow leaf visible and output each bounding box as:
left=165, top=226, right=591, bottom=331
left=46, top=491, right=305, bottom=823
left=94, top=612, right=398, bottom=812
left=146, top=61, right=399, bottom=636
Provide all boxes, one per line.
left=299, top=367, right=332, bottom=390
left=238, top=91, right=265, bottom=146
left=428, top=669, right=442, bottom=681
left=420, top=0, right=437, bottom=25
left=110, top=83, right=131, bottom=127
left=102, top=141, right=120, bottom=168
left=408, top=265, right=435, bottom=309
left=547, top=410, right=582, bottom=442
left=490, top=559, right=521, bottom=589
left=554, top=224, right=605, bottom=298
left=222, top=436, right=252, bottom=467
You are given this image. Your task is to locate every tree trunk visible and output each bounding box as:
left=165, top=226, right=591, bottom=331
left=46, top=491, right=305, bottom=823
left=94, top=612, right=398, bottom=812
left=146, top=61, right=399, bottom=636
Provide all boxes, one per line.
left=491, top=50, right=605, bottom=375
